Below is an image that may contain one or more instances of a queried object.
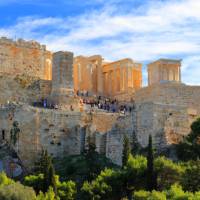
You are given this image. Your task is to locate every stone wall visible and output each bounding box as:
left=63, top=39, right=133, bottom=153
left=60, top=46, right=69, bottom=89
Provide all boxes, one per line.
left=0, top=37, right=52, bottom=80
left=0, top=105, right=134, bottom=169
left=135, top=82, right=200, bottom=148
left=0, top=74, right=52, bottom=104
left=106, top=114, right=135, bottom=165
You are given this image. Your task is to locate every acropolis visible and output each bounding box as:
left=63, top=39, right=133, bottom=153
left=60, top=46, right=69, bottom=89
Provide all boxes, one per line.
left=0, top=37, right=200, bottom=170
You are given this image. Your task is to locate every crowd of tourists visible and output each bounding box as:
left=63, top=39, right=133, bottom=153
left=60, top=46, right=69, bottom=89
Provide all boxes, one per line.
left=0, top=101, right=19, bottom=109
left=32, top=99, right=75, bottom=111
left=76, top=89, right=135, bottom=114
left=81, top=98, right=134, bottom=114
left=32, top=99, right=59, bottom=109
left=31, top=91, right=135, bottom=114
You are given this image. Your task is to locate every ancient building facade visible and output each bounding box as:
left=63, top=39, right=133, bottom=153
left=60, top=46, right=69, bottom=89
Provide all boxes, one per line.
left=0, top=36, right=142, bottom=102
left=148, top=59, right=181, bottom=86
left=134, top=58, right=200, bottom=150
left=0, top=37, right=52, bottom=80
left=74, top=56, right=142, bottom=101
left=103, top=58, right=142, bottom=101
left=73, top=55, right=103, bottom=95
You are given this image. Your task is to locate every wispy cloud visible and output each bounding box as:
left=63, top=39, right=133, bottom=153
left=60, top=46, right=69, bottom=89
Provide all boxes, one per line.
left=0, top=0, right=200, bottom=85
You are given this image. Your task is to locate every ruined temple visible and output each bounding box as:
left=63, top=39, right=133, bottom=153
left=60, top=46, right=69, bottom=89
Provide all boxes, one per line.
left=74, top=55, right=142, bottom=101
left=135, top=59, right=200, bottom=149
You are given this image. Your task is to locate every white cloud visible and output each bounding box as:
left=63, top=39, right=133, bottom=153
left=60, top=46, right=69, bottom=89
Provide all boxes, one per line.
left=0, top=0, right=200, bottom=85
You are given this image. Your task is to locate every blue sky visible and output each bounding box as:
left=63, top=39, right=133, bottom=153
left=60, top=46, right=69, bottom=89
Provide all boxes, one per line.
left=0, top=0, right=200, bottom=86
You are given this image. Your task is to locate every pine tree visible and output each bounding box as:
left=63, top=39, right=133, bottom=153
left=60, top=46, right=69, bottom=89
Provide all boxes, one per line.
left=85, top=136, right=98, bottom=181
left=122, top=135, right=131, bottom=167
left=146, top=135, right=157, bottom=191
left=132, top=131, right=141, bottom=155
left=47, top=162, right=57, bottom=196
left=34, top=149, right=48, bottom=174
left=38, top=150, right=57, bottom=195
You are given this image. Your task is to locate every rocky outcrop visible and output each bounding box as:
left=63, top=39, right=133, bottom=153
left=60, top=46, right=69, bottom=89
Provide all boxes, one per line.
left=0, top=104, right=135, bottom=170
left=135, top=82, right=200, bottom=149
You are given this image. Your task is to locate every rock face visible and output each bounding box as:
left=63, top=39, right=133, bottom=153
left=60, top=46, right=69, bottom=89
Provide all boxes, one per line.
left=0, top=74, right=51, bottom=104
left=135, top=82, right=200, bottom=149
left=1, top=73, right=200, bottom=169
left=0, top=104, right=134, bottom=169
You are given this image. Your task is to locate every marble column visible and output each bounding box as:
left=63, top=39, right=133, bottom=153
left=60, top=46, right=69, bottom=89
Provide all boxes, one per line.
left=124, top=67, right=128, bottom=92
left=120, top=68, right=123, bottom=92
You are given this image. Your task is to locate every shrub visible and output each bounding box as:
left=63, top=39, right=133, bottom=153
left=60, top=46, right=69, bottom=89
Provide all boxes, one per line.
left=0, top=182, right=36, bottom=200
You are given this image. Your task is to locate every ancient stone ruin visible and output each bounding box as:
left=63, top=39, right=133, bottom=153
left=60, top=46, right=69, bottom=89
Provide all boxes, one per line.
left=0, top=37, right=199, bottom=170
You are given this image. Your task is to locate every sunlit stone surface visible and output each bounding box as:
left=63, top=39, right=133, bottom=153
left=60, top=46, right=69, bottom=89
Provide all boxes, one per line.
left=0, top=37, right=200, bottom=169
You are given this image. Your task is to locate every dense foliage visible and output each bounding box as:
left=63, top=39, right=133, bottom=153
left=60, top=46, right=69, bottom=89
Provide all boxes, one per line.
left=176, top=117, right=200, bottom=161
left=133, top=184, right=200, bottom=200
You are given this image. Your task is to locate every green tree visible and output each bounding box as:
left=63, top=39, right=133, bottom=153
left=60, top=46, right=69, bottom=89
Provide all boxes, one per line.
left=47, top=163, right=57, bottom=195
left=24, top=173, right=76, bottom=200
left=132, top=132, right=141, bottom=155
left=176, top=118, right=200, bottom=161
left=85, top=136, right=101, bottom=181
left=146, top=135, right=157, bottom=191
left=0, top=182, right=36, bottom=200
left=125, top=155, right=147, bottom=196
left=133, top=190, right=166, bottom=200
left=57, top=180, right=76, bottom=200
left=182, top=160, right=200, bottom=192
left=154, top=156, right=184, bottom=190
left=36, top=187, right=56, bottom=200
left=34, top=149, right=49, bottom=174
left=24, top=174, right=44, bottom=194
left=42, top=154, right=57, bottom=195
left=122, top=135, right=131, bottom=167
left=0, top=172, right=14, bottom=186
left=167, top=184, right=194, bottom=199
left=31, top=149, right=57, bottom=194
left=81, top=168, right=124, bottom=200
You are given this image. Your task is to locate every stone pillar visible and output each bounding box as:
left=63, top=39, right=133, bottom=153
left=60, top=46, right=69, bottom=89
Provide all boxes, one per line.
left=97, top=60, right=103, bottom=95
left=173, top=68, right=175, bottom=81
left=120, top=68, right=123, bottom=92
left=124, top=67, right=128, bottom=92
left=178, top=66, right=181, bottom=82
left=51, top=51, right=74, bottom=104
left=113, top=69, right=117, bottom=95
left=159, top=64, right=162, bottom=83
left=108, top=71, right=112, bottom=96
left=45, top=58, right=52, bottom=80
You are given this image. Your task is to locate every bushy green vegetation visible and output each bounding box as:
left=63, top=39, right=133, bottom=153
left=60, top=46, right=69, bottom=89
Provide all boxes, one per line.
left=133, top=184, right=200, bottom=200
left=176, top=117, right=200, bottom=161
left=53, top=143, right=116, bottom=184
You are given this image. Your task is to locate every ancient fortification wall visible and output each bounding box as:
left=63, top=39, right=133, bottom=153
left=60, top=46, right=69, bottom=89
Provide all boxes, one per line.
left=0, top=74, right=52, bottom=104
left=0, top=37, right=52, bottom=80
left=135, top=83, right=200, bottom=148
left=0, top=105, right=134, bottom=169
